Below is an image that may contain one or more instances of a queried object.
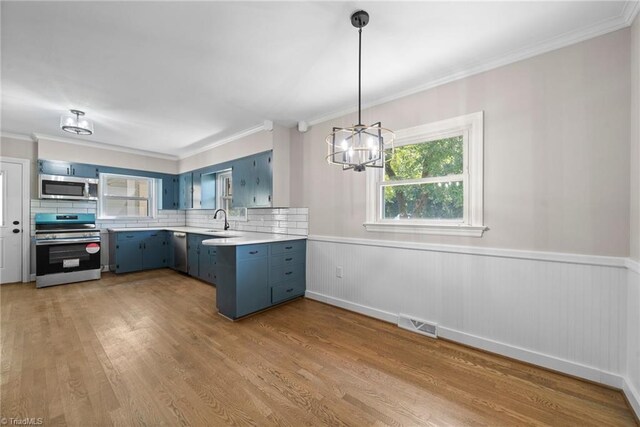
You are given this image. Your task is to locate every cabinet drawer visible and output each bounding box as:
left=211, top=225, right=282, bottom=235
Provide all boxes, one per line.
left=271, top=240, right=306, bottom=255
left=271, top=251, right=305, bottom=267
left=116, top=232, right=143, bottom=242
left=271, top=281, right=305, bottom=304
left=237, top=244, right=268, bottom=260
left=270, top=262, right=305, bottom=285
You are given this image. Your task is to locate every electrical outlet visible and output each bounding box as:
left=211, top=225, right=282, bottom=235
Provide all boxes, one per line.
left=336, top=266, right=343, bottom=278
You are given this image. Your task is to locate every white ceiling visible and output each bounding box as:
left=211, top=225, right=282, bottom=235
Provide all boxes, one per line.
left=1, top=1, right=637, bottom=158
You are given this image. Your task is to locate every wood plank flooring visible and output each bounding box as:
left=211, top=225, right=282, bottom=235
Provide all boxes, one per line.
left=1, top=269, right=636, bottom=426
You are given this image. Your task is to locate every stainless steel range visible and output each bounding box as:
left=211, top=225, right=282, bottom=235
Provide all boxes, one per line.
left=35, top=213, right=101, bottom=288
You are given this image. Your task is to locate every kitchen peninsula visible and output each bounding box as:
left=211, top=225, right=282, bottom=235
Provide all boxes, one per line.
left=108, top=227, right=306, bottom=319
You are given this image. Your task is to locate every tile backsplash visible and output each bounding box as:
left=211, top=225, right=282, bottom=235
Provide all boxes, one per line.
left=30, top=199, right=185, bottom=235
left=186, top=208, right=308, bottom=236
left=30, top=200, right=308, bottom=237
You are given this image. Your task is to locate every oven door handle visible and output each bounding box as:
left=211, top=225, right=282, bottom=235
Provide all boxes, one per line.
left=36, top=238, right=101, bottom=246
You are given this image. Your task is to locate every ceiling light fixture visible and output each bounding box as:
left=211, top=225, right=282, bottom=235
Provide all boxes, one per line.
left=326, top=10, right=394, bottom=172
left=60, top=109, right=94, bottom=135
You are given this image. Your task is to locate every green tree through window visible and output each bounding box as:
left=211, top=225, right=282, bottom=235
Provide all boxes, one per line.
left=383, top=136, right=464, bottom=220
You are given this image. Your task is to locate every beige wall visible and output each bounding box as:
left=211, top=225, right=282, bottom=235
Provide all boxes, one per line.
left=271, top=125, right=290, bottom=207
left=1, top=135, right=39, bottom=197
left=37, top=137, right=178, bottom=174
left=291, top=29, right=632, bottom=257
left=631, top=15, right=640, bottom=262
left=178, top=130, right=272, bottom=173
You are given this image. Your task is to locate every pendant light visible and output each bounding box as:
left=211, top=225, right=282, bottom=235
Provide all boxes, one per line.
left=326, top=10, right=394, bottom=172
left=60, top=109, right=94, bottom=135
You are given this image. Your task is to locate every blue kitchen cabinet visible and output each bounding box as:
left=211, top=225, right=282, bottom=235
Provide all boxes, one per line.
left=186, top=233, right=220, bottom=284
left=179, top=172, right=193, bottom=209
left=231, top=156, right=252, bottom=208
left=231, top=151, right=273, bottom=208
left=109, top=231, right=169, bottom=273
left=161, top=175, right=179, bottom=210
left=200, top=172, right=217, bottom=209
left=198, top=244, right=218, bottom=284
left=39, top=159, right=99, bottom=178
left=254, top=152, right=272, bottom=207
left=187, top=233, right=201, bottom=276
left=110, top=232, right=144, bottom=273
left=216, top=239, right=306, bottom=320
left=142, top=231, right=169, bottom=270
left=72, top=163, right=100, bottom=178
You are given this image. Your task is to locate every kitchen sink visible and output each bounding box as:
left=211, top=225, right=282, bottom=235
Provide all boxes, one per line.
left=205, top=230, right=241, bottom=237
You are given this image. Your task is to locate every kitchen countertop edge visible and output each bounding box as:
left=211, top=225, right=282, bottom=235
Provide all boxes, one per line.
left=106, top=227, right=307, bottom=246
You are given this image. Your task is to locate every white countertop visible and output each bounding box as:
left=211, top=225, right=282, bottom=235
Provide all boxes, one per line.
left=106, top=226, right=306, bottom=246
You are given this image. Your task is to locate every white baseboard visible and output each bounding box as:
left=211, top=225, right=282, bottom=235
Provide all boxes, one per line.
left=305, top=290, right=398, bottom=324
left=623, top=378, right=640, bottom=420
left=438, top=326, right=623, bottom=389
left=305, top=289, right=624, bottom=389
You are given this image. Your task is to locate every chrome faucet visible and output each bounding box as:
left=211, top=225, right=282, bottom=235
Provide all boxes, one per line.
left=213, top=209, right=230, bottom=231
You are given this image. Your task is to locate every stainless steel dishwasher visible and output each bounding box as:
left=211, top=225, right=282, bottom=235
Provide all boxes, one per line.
left=171, top=232, right=188, bottom=273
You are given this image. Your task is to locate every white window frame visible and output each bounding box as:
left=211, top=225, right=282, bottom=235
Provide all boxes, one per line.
left=364, top=111, right=486, bottom=237
left=215, top=169, right=247, bottom=221
left=98, top=172, right=157, bottom=219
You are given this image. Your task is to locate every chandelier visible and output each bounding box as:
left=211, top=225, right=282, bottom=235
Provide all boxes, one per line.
left=326, top=10, right=394, bottom=172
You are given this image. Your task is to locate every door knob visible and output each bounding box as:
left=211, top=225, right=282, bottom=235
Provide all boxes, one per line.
left=12, top=229, right=20, bottom=233
left=12, top=220, right=19, bottom=225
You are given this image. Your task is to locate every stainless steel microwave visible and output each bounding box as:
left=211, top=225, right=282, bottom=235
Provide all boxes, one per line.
left=39, top=174, right=99, bottom=200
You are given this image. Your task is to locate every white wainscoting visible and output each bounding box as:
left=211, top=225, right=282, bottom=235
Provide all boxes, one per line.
left=626, top=263, right=640, bottom=416
left=306, top=235, right=629, bottom=390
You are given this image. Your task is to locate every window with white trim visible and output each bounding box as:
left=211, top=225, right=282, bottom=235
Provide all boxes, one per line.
left=215, top=169, right=247, bottom=221
left=98, top=173, right=156, bottom=219
left=365, top=111, right=485, bottom=237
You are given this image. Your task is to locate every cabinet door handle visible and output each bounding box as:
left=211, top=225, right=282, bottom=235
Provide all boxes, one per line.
left=12, top=229, right=20, bottom=234
left=66, top=167, right=70, bottom=175
left=285, top=246, right=293, bottom=250
left=286, top=288, right=294, bottom=293
left=256, top=177, right=260, bottom=185
left=249, top=251, right=258, bottom=255
left=285, top=271, right=293, bottom=276
left=285, top=258, right=293, bottom=261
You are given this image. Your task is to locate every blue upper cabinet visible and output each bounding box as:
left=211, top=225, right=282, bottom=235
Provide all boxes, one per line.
left=179, top=172, right=193, bottom=209
left=39, top=160, right=99, bottom=178
left=231, top=156, right=251, bottom=208
left=254, top=152, right=272, bottom=207
left=232, top=151, right=272, bottom=208
left=161, top=175, right=179, bottom=210
left=200, top=172, right=216, bottom=209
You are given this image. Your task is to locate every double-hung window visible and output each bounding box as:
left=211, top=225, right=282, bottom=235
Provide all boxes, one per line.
left=98, top=173, right=156, bottom=219
left=365, top=111, right=486, bottom=237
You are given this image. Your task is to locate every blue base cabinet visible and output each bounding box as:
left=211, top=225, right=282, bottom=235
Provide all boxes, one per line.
left=216, top=239, right=306, bottom=320
left=109, top=231, right=169, bottom=273
left=187, top=233, right=219, bottom=285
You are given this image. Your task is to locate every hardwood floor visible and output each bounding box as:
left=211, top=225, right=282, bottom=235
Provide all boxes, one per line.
left=1, top=270, right=636, bottom=426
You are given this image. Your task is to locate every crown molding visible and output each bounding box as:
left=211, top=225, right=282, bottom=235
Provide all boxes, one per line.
left=623, top=0, right=640, bottom=25
left=308, top=2, right=639, bottom=127
left=31, top=132, right=179, bottom=161
left=0, top=131, right=34, bottom=142
left=177, top=123, right=268, bottom=160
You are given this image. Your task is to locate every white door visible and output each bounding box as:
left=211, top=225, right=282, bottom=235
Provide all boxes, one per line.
left=0, top=161, right=24, bottom=284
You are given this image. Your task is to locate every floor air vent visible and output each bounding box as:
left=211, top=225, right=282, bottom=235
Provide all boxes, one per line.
left=398, top=314, right=438, bottom=338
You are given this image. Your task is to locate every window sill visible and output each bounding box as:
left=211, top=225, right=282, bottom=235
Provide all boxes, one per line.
left=363, top=222, right=488, bottom=237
